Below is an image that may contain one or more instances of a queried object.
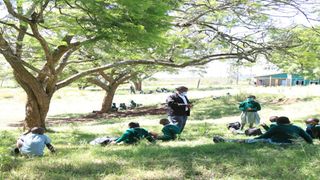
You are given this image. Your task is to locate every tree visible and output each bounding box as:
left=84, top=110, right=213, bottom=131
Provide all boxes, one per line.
left=270, top=27, right=320, bottom=78
left=1, top=0, right=318, bottom=129
left=87, top=68, right=137, bottom=113
left=0, top=0, right=179, bottom=128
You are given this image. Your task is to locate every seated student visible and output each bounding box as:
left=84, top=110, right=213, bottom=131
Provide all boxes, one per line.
left=311, top=125, right=320, bottom=139
left=156, top=118, right=180, bottom=141
left=305, top=118, right=319, bottom=138
left=15, top=127, right=55, bottom=156
left=111, top=122, right=155, bottom=144
left=214, top=116, right=313, bottom=144
left=261, top=116, right=278, bottom=131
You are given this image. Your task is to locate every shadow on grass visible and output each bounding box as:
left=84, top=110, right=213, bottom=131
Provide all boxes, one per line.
left=294, top=114, right=320, bottom=124
left=2, top=127, right=320, bottom=179
left=49, top=130, right=96, bottom=145
left=191, top=96, right=242, bottom=120
left=48, top=113, right=88, bottom=119
left=190, top=93, right=318, bottom=120
left=35, top=161, right=122, bottom=179
left=90, top=117, right=129, bottom=126
left=90, top=143, right=318, bottom=179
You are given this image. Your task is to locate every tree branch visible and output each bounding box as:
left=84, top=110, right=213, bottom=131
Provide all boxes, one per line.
left=87, top=77, right=110, bottom=91
left=56, top=55, right=245, bottom=90
left=55, top=48, right=78, bottom=75
left=3, top=0, right=31, bottom=22
left=99, top=71, right=114, bottom=83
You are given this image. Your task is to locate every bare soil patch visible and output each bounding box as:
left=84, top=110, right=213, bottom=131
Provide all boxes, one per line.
left=8, top=106, right=167, bottom=127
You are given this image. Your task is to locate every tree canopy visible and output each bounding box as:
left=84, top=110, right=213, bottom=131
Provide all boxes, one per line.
left=270, top=27, right=320, bottom=78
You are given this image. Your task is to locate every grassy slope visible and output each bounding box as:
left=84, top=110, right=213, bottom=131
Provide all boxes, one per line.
left=1, top=94, right=320, bottom=179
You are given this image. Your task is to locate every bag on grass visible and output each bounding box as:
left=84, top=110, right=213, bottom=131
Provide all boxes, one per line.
left=245, top=128, right=262, bottom=136
left=89, top=137, right=117, bottom=146
left=227, top=122, right=241, bottom=130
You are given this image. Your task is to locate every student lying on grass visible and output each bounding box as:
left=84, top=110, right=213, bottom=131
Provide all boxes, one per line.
left=14, top=127, right=55, bottom=156
left=213, top=116, right=313, bottom=145
left=260, top=116, right=278, bottom=131
left=110, top=122, right=155, bottom=144
left=151, top=118, right=180, bottom=141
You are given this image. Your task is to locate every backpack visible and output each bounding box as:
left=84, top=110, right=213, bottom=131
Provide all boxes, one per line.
left=89, top=137, right=117, bottom=146
left=227, top=122, right=241, bottom=130
left=245, top=128, right=262, bottom=136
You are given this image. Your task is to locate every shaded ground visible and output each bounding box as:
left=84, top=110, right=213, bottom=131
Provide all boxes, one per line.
left=8, top=105, right=167, bottom=127
left=8, top=96, right=317, bottom=129
left=2, top=86, right=320, bottom=129
left=0, top=88, right=237, bottom=128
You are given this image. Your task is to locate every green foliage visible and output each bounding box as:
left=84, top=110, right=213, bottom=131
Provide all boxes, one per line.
left=270, top=27, right=320, bottom=78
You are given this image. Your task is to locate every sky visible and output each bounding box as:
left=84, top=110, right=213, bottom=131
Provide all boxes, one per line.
left=153, top=59, right=280, bottom=79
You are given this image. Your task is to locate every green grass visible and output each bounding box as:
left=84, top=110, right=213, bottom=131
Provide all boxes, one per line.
left=191, top=93, right=279, bottom=120
left=1, top=93, right=320, bottom=179
left=1, top=124, right=319, bottom=179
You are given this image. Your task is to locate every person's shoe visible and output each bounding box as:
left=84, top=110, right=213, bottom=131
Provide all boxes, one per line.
left=213, top=136, right=225, bottom=143
left=10, top=147, right=20, bottom=156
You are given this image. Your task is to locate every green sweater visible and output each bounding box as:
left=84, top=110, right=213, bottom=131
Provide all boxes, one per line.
left=262, top=122, right=277, bottom=131
left=239, top=99, right=261, bottom=112
left=255, top=124, right=313, bottom=144
left=157, top=124, right=180, bottom=141
left=115, top=127, right=155, bottom=144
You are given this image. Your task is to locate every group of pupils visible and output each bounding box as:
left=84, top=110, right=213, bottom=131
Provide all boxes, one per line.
left=12, top=86, right=191, bottom=157
left=13, top=88, right=319, bottom=157
left=13, top=118, right=181, bottom=157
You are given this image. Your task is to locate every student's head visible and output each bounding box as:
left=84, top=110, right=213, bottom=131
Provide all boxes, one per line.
left=305, top=118, right=320, bottom=125
left=159, top=118, right=170, bottom=125
left=269, top=116, right=278, bottom=123
left=247, top=95, right=256, bottom=101
left=31, top=127, right=45, bottom=135
left=176, top=86, right=188, bottom=95
left=128, top=122, right=140, bottom=128
left=276, top=116, right=291, bottom=125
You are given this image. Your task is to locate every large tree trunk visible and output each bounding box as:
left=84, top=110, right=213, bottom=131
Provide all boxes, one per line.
left=133, top=80, right=142, bottom=91
left=24, top=94, right=51, bottom=129
left=13, top=71, right=53, bottom=129
left=100, top=86, right=117, bottom=113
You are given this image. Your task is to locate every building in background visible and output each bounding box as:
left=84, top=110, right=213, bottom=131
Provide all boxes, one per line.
left=254, top=73, right=320, bottom=86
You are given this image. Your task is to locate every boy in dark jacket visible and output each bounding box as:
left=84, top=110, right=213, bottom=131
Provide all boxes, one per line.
left=166, top=86, right=192, bottom=133
left=156, top=119, right=180, bottom=141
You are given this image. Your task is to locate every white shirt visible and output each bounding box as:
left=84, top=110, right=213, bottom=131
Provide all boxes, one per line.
left=178, top=93, right=188, bottom=111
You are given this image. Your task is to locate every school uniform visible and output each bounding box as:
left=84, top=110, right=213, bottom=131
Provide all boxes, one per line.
left=255, top=124, right=313, bottom=144
left=115, top=127, right=155, bottom=144
left=306, top=124, right=315, bottom=138
left=262, top=122, right=277, bottom=131
left=157, top=124, right=180, bottom=141
left=239, top=99, right=261, bottom=125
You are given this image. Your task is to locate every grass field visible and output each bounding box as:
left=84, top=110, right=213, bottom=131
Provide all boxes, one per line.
left=1, top=91, right=320, bottom=179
